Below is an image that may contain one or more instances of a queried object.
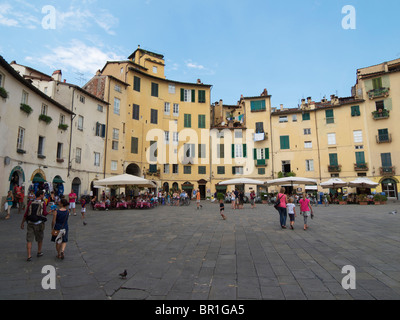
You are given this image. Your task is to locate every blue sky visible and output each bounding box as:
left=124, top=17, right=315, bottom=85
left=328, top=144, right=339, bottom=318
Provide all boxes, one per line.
left=1, top=0, right=400, bottom=108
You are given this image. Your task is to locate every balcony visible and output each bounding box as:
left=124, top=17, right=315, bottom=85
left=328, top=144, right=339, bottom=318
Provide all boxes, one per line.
left=376, top=133, right=392, bottom=144
left=368, top=87, right=390, bottom=99
left=380, top=166, right=395, bottom=176
left=354, top=163, right=368, bottom=171
left=372, top=109, right=390, bottom=120
left=255, top=159, right=267, bottom=166
left=328, top=165, right=342, bottom=173
left=146, top=169, right=160, bottom=177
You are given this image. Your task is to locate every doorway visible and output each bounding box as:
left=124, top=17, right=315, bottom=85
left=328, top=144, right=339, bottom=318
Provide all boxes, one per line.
left=381, top=178, right=398, bottom=199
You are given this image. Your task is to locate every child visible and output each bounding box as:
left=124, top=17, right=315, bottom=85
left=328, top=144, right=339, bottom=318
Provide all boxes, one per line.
left=80, top=197, right=87, bottom=225
left=219, top=199, right=226, bottom=220
left=299, top=193, right=314, bottom=230
left=286, top=197, right=296, bottom=229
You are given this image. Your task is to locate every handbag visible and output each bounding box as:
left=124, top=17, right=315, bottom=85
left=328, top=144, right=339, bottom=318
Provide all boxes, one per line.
left=51, top=210, right=68, bottom=237
left=274, top=194, right=283, bottom=210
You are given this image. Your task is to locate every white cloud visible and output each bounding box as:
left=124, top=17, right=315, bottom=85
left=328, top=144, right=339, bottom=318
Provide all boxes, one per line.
left=185, top=60, right=205, bottom=70
left=26, top=40, right=124, bottom=75
left=0, top=2, right=40, bottom=28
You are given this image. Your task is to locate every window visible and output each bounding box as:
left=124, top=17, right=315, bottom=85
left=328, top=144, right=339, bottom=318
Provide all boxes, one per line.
left=59, top=114, right=65, bottom=125
left=151, top=109, right=158, bottom=124
left=198, top=144, right=206, bottom=158
left=329, top=153, right=338, bottom=166
left=327, top=133, right=336, bottom=145
left=184, top=144, right=195, bottom=161
left=77, top=116, right=84, bottom=131
left=372, top=77, right=383, bottom=89
left=173, top=132, right=179, bottom=145
left=164, top=131, right=169, bottom=144
left=375, top=100, right=384, bottom=111
left=255, top=122, right=264, bottom=133
left=258, top=168, right=265, bottom=175
left=95, top=122, right=106, bottom=138
left=132, top=104, right=140, bottom=120
left=149, top=141, right=157, bottom=162
left=173, top=164, right=178, bottom=174
left=79, top=95, right=85, bottom=104
left=149, top=164, right=157, bottom=173
left=57, top=143, right=63, bottom=159
left=302, top=112, right=310, bottom=121
left=153, top=66, right=157, bottom=74
left=184, top=114, right=191, bottom=127
left=217, top=166, right=225, bottom=174
left=164, top=164, right=169, bottom=174
left=173, top=103, right=179, bottom=116
left=232, top=144, right=247, bottom=158
left=114, top=98, right=120, bottom=115
left=381, top=153, right=392, bottom=167
left=184, top=166, right=191, bottom=174
left=198, top=166, right=206, bottom=174
left=133, top=76, right=141, bottom=92
left=38, top=136, right=45, bottom=156
left=232, top=166, right=244, bottom=175
left=378, top=128, right=389, bottom=142
left=304, top=128, right=311, bottom=135
left=111, top=161, right=118, bottom=171
left=114, top=84, right=121, bottom=93
left=305, top=159, right=314, bottom=171
left=325, top=109, right=334, bottom=124
left=217, top=144, right=224, bottom=158
left=21, top=90, right=28, bottom=104
left=0, top=72, right=4, bottom=87
left=131, top=137, right=138, bottom=154
left=292, top=114, right=297, bottom=122
left=97, top=104, right=103, bottom=112
left=279, top=116, right=288, bottom=123
left=151, top=82, right=159, bottom=97
left=304, top=141, right=312, bottom=148
left=254, top=148, right=269, bottom=161
left=280, top=136, right=290, bottom=149
left=355, top=151, right=365, bottom=164
left=250, top=100, right=266, bottom=111
left=198, top=114, right=206, bottom=128
left=181, top=89, right=195, bottom=102
left=94, top=152, right=100, bottom=166
left=234, top=130, right=242, bottom=139
left=76, top=148, right=82, bottom=164
left=198, top=90, right=206, bottom=103
left=353, top=130, right=363, bottom=143
left=112, top=128, right=119, bottom=150
left=168, top=84, right=175, bottom=94
left=164, top=102, right=170, bottom=115
left=351, top=105, right=360, bottom=117
left=41, top=104, right=48, bottom=115
left=17, top=127, right=25, bottom=150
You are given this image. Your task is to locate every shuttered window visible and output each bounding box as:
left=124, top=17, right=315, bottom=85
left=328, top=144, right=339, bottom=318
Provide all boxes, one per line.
left=198, top=115, right=206, bottom=128
left=280, top=136, right=290, bottom=149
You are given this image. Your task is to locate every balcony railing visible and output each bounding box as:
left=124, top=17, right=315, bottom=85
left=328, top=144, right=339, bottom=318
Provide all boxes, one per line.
left=368, top=87, right=390, bottom=99
left=255, top=159, right=267, bottom=166
left=354, top=163, right=368, bottom=171
left=376, top=133, right=392, bottom=144
left=328, top=165, right=342, bottom=172
left=380, top=166, right=395, bottom=176
left=372, top=109, right=390, bottom=120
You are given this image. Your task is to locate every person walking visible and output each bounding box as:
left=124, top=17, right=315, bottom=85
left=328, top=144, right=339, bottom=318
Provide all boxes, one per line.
left=68, top=189, right=77, bottom=216
left=219, top=199, right=226, bottom=220
left=277, top=187, right=288, bottom=229
left=4, top=190, right=13, bottom=220
left=230, top=191, right=236, bottom=209
left=51, top=198, right=69, bottom=259
left=196, top=189, right=202, bottom=209
left=250, top=190, right=256, bottom=209
left=287, top=197, right=296, bottom=230
left=299, top=193, right=314, bottom=230
left=80, top=196, right=87, bottom=225
left=20, top=190, right=51, bottom=261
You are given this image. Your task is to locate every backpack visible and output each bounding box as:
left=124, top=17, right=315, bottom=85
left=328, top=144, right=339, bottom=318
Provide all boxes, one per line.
left=274, top=194, right=283, bottom=210
left=27, top=200, right=46, bottom=222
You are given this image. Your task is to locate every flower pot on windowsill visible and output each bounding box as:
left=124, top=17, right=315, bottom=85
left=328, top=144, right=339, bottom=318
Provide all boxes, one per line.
left=58, top=124, right=69, bottom=130
left=20, top=103, right=33, bottom=115
left=17, top=148, right=26, bottom=154
left=39, top=114, right=53, bottom=124
left=56, top=158, right=64, bottom=163
left=0, top=87, right=8, bottom=99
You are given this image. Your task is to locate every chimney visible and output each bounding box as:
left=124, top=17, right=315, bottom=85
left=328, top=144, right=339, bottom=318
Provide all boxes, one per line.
left=307, top=97, right=312, bottom=104
left=197, top=79, right=202, bottom=84
left=52, top=70, right=62, bottom=82
left=280, top=104, right=284, bottom=111
left=261, top=88, right=268, bottom=96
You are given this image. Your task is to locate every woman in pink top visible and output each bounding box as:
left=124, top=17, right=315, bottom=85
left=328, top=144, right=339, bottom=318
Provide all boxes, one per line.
left=276, top=187, right=288, bottom=229
left=299, top=193, right=314, bottom=230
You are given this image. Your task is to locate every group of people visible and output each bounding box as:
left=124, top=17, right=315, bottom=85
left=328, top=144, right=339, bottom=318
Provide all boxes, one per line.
left=227, top=189, right=247, bottom=210
left=275, top=187, right=314, bottom=230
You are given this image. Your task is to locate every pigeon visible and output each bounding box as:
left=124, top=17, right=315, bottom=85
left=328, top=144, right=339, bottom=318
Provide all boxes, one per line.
left=388, top=210, right=397, bottom=215
left=119, top=270, right=127, bottom=279
left=83, top=221, right=87, bottom=226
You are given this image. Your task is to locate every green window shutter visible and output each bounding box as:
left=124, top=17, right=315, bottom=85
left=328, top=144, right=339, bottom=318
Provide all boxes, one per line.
left=302, top=112, right=310, bottom=121
left=253, top=149, right=257, bottom=160
left=329, top=153, right=338, bottom=166
left=381, top=153, right=392, bottom=167
left=180, top=88, right=184, bottom=101
left=133, top=76, right=141, bottom=92
left=243, top=144, right=247, bottom=158
left=198, top=90, right=206, bottom=103
left=280, top=136, right=289, bottom=149
left=231, top=144, right=235, bottom=158
left=325, top=109, right=334, bottom=123
left=184, top=114, right=191, bottom=128
left=151, top=83, right=158, bottom=97
left=355, top=151, right=365, bottom=164
left=265, top=148, right=269, bottom=160
left=372, top=77, right=382, bottom=89
left=149, top=164, right=157, bottom=173
left=191, top=89, right=195, bottom=102
left=232, top=166, right=235, bottom=175
left=198, top=115, right=205, bottom=128
left=351, top=105, right=360, bottom=116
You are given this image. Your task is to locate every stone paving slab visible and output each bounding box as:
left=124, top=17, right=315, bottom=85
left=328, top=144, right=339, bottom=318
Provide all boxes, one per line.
left=0, top=201, right=400, bottom=300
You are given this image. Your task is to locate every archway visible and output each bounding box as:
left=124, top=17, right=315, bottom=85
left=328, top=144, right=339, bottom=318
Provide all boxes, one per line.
left=9, top=166, right=25, bottom=191
left=71, top=177, right=81, bottom=197
left=126, top=163, right=141, bottom=177
left=381, top=178, right=398, bottom=199
left=163, top=182, right=169, bottom=192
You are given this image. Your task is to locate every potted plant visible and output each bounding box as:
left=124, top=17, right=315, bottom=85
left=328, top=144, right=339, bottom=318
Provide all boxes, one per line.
left=380, top=194, right=388, bottom=205
left=373, top=194, right=381, bottom=205
left=338, top=194, right=346, bottom=205
left=20, top=103, right=33, bottom=115
left=39, top=114, right=53, bottom=124
left=0, top=87, right=8, bottom=99
left=358, top=194, right=368, bottom=205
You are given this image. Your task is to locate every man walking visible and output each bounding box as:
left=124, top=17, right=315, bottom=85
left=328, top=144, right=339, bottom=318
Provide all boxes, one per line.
left=68, top=189, right=77, bottom=216
left=20, top=190, right=51, bottom=261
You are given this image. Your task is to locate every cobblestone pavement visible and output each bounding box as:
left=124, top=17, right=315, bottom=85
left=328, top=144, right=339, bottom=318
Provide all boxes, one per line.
left=0, top=201, right=399, bottom=300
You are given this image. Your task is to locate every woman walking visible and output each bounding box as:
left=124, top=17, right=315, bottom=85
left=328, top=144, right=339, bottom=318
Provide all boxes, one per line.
left=276, top=187, right=288, bottom=229
left=299, top=193, right=314, bottom=230
left=51, top=198, right=69, bottom=259
left=5, top=190, right=13, bottom=220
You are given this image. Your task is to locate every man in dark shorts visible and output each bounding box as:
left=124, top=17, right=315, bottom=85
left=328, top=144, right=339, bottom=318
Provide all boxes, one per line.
left=219, top=199, right=226, bottom=220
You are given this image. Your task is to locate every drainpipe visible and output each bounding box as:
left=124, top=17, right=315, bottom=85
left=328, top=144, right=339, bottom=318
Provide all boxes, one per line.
left=67, top=88, right=76, bottom=178
left=104, top=77, right=111, bottom=178
left=314, top=110, right=322, bottom=182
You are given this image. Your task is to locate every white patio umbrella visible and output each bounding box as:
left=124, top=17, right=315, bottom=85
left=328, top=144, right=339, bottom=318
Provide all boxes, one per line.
left=348, top=178, right=379, bottom=188
left=94, top=174, right=156, bottom=188
left=265, top=177, right=318, bottom=187
left=320, top=178, right=348, bottom=189
left=218, top=178, right=265, bottom=186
